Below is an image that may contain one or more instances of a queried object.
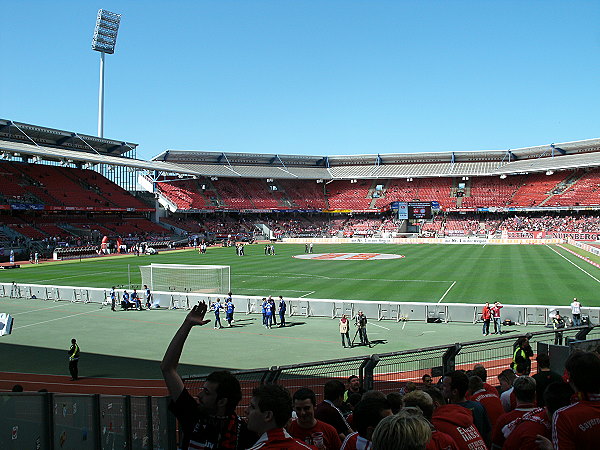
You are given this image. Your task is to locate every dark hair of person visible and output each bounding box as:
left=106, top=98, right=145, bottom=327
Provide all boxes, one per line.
left=386, top=392, right=403, bottom=414
left=565, top=351, right=600, bottom=394
left=206, top=370, right=242, bottom=414
left=446, top=370, right=469, bottom=398
left=293, top=387, right=316, bottom=406
left=472, top=365, right=487, bottom=382
left=11, top=384, right=23, bottom=392
left=513, top=376, right=536, bottom=403
left=498, top=368, right=517, bottom=384
left=347, top=392, right=363, bottom=408
left=468, top=375, right=484, bottom=394
left=353, top=397, right=392, bottom=437
left=252, top=384, right=293, bottom=428
left=536, top=353, right=551, bottom=369
left=348, top=375, right=359, bottom=383
left=423, top=386, right=446, bottom=406
left=323, top=379, right=346, bottom=401
left=544, top=381, right=575, bottom=417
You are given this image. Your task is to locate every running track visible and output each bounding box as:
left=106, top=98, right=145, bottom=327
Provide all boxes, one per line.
left=0, top=371, right=168, bottom=396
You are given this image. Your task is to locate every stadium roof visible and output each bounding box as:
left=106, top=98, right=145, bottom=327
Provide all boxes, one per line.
left=0, top=119, right=199, bottom=176
left=3, top=118, right=600, bottom=180
left=153, top=139, right=600, bottom=179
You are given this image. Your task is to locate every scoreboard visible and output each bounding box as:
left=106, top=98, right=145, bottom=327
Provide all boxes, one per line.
left=394, top=201, right=434, bottom=220
left=408, top=202, right=432, bottom=219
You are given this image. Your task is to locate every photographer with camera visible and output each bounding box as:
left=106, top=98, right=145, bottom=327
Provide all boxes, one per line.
left=354, top=311, right=370, bottom=347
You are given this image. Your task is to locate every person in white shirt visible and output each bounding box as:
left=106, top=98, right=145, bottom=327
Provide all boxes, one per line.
left=570, top=297, right=582, bottom=326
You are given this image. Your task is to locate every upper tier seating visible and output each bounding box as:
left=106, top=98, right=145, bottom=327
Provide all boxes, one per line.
left=544, top=169, right=600, bottom=207
left=0, top=162, right=150, bottom=210
left=383, top=178, right=455, bottom=209
left=326, top=180, right=373, bottom=210
left=507, top=172, right=570, bottom=207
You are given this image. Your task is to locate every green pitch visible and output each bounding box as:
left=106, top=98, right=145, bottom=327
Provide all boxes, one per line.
left=4, top=243, right=600, bottom=307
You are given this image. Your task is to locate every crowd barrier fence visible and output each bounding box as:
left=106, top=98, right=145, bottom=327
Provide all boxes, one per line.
left=182, top=325, right=600, bottom=416
left=0, top=393, right=175, bottom=450
left=3, top=282, right=598, bottom=326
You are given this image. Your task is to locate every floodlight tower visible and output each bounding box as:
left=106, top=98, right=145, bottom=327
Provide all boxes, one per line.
left=91, top=9, right=121, bottom=138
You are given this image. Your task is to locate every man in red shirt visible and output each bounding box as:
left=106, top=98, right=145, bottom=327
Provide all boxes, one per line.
left=288, top=387, right=342, bottom=449
left=481, top=302, right=492, bottom=336
left=405, top=389, right=459, bottom=450
left=552, top=351, right=600, bottom=450
left=468, top=376, right=504, bottom=428
left=491, top=375, right=537, bottom=450
left=470, top=364, right=498, bottom=397
left=491, top=302, right=503, bottom=334
left=427, top=386, right=486, bottom=450
left=502, top=381, right=573, bottom=450
left=247, top=384, right=316, bottom=450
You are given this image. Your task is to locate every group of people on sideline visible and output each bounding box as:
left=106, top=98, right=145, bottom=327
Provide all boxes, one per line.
left=481, top=298, right=587, bottom=339
left=160, top=301, right=600, bottom=449
left=261, top=296, right=287, bottom=328
left=339, top=311, right=369, bottom=348
left=110, top=285, right=153, bottom=311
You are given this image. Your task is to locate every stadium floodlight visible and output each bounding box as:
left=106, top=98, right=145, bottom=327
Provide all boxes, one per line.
left=91, top=9, right=121, bottom=138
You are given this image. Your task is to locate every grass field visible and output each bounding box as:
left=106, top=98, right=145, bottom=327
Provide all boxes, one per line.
left=3, top=243, right=600, bottom=306
left=2, top=242, right=599, bottom=383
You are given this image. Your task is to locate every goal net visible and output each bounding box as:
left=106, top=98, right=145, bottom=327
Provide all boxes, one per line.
left=139, top=264, right=230, bottom=294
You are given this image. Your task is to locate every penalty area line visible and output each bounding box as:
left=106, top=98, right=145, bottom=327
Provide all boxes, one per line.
left=299, top=291, right=315, bottom=298
left=370, top=322, right=390, bottom=331
left=437, top=281, right=457, bottom=304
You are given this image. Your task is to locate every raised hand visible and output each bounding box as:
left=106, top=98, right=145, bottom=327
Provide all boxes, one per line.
left=185, top=301, right=211, bottom=327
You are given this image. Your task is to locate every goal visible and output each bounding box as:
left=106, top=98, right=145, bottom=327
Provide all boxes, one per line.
left=139, top=264, right=230, bottom=294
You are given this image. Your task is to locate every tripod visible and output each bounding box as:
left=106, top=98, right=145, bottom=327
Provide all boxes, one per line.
left=350, top=326, right=360, bottom=347
left=351, top=323, right=371, bottom=347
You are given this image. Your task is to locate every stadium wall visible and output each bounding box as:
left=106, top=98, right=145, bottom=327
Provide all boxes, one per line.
left=3, top=282, right=598, bottom=325
left=282, top=237, right=565, bottom=244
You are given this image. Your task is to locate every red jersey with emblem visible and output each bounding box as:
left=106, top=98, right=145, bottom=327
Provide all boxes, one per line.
left=552, top=394, right=600, bottom=450
left=431, top=404, right=487, bottom=450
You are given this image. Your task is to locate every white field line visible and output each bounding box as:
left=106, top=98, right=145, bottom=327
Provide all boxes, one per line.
left=545, top=245, right=600, bottom=284
left=13, top=310, right=98, bottom=329
left=437, top=281, right=457, bottom=303
left=238, top=288, right=314, bottom=294
left=11, top=304, right=65, bottom=315
left=371, top=322, right=390, bottom=331
left=238, top=273, right=452, bottom=283
left=299, top=291, right=315, bottom=298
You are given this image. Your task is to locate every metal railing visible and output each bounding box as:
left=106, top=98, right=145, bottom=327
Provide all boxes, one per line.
left=183, top=325, right=599, bottom=415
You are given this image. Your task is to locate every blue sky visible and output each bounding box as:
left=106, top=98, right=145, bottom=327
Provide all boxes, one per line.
left=2, top=1, right=599, bottom=161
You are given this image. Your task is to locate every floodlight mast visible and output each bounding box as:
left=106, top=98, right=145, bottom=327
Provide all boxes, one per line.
left=91, top=9, right=121, bottom=138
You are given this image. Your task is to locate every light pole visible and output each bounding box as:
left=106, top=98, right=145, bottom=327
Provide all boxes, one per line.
left=91, top=9, right=121, bottom=138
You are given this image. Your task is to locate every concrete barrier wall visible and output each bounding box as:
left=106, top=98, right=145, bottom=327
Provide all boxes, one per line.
left=3, top=282, right=597, bottom=325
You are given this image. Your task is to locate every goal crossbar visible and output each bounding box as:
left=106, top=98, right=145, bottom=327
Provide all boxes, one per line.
left=139, top=263, right=230, bottom=295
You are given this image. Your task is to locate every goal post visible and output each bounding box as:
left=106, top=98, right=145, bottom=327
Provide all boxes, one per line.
left=139, top=264, right=230, bottom=294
